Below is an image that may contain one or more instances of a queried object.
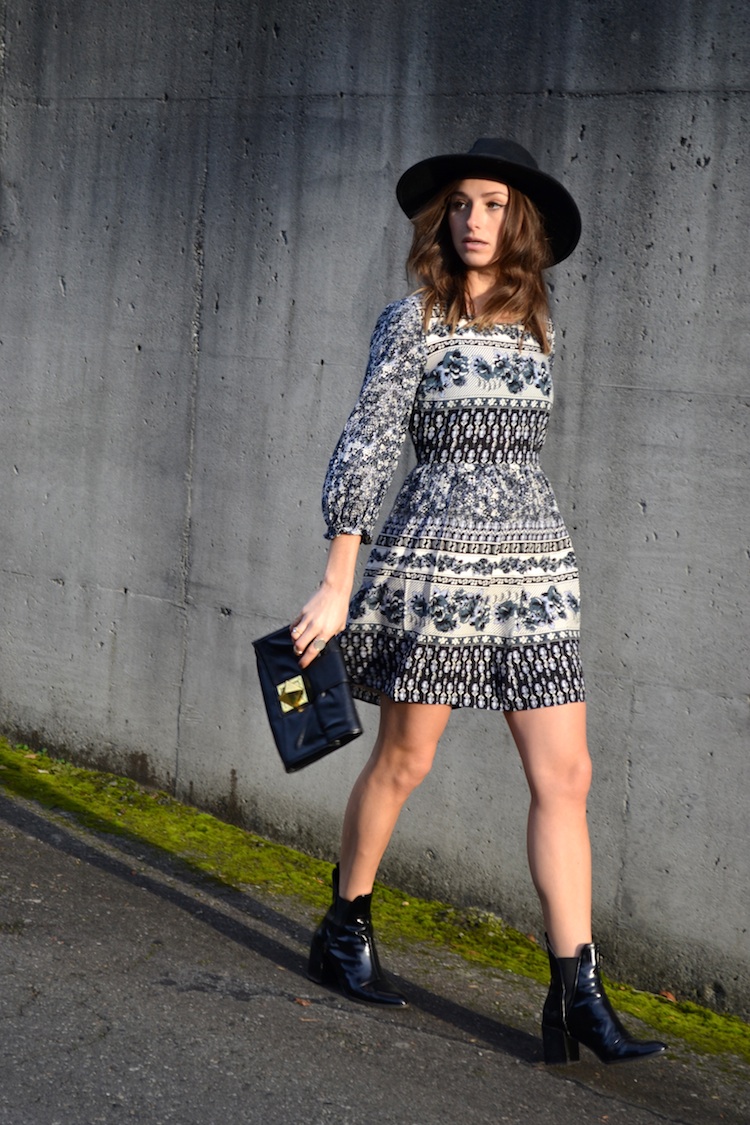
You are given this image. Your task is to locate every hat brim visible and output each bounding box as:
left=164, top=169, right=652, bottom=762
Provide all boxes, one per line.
left=396, top=153, right=581, bottom=265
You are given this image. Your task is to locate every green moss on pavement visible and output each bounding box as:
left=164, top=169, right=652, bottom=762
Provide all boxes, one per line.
left=1, top=737, right=747, bottom=1063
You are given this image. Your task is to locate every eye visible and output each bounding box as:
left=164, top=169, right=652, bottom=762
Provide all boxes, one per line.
left=487, top=200, right=507, bottom=210
left=449, top=197, right=468, bottom=211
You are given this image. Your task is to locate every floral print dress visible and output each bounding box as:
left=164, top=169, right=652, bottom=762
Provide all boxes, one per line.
left=322, top=294, right=585, bottom=711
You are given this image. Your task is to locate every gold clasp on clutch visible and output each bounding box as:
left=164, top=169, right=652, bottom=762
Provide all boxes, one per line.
left=277, top=675, right=308, bottom=713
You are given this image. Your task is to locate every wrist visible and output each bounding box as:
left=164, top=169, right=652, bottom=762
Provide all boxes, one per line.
left=321, top=534, right=360, bottom=593
left=320, top=574, right=353, bottom=598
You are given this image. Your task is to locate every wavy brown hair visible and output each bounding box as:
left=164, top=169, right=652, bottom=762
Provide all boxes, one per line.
left=406, top=181, right=553, bottom=352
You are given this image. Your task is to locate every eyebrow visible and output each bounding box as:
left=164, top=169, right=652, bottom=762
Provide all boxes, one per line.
left=451, top=189, right=509, bottom=199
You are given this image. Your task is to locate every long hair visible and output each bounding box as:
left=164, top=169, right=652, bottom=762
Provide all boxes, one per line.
left=406, top=181, right=553, bottom=352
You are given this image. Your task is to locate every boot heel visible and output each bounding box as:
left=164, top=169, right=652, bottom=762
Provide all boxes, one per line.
left=543, top=1024, right=579, bottom=1065
left=308, top=928, right=339, bottom=986
left=307, top=929, right=325, bottom=983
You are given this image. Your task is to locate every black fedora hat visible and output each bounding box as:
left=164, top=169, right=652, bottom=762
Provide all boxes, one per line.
left=396, top=137, right=581, bottom=265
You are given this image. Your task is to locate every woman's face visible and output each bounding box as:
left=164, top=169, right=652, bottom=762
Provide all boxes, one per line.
left=447, top=178, right=510, bottom=271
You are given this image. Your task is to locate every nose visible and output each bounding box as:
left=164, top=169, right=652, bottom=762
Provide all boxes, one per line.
left=465, top=203, right=481, bottom=230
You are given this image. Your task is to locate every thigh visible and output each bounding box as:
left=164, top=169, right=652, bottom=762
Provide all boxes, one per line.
left=504, top=701, right=591, bottom=800
left=377, top=693, right=454, bottom=756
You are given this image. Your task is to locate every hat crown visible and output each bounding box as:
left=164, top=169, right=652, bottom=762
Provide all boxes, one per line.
left=468, top=137, right=539, bottom=172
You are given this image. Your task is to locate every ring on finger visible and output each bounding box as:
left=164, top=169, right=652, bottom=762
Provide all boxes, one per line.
left=312, top=637, right=326, bottom=653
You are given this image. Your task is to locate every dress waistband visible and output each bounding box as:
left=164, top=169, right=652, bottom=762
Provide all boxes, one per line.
left=414, top=451, right=541, bottom=467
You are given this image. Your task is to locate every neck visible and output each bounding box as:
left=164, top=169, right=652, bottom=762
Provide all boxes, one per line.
left=465, top=269, right=495, bottom=316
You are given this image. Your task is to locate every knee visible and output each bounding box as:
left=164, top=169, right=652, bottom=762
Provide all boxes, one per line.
left=535, top=749, right=592, bottom=808
left=375, top=739, right=436, bottom=797
left=565, top=751, right=593, bottom=803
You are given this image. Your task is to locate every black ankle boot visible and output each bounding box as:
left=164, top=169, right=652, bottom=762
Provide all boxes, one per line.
left=308, top=866, right=407, bottom=1007
left=542, top=938, right=667, bottom=1064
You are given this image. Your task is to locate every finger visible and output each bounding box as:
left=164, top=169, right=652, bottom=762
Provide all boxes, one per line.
left=297, top=642, right=322, bottom=669
left=296, top=632, right=329, bottom=668
left=290, top=616, right=316, bottom=647
left=291, top=623, right=315, bottom=657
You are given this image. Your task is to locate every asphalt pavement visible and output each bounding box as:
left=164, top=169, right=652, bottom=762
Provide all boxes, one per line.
left=1, top=790, right=748, bottom=1125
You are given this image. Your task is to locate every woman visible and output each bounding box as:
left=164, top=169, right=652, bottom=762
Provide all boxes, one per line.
left=292, top=138, right=666, bottom=1066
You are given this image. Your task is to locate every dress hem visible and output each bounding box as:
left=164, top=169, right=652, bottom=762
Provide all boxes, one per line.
left=351, top=683, right=586, bottom=712
left=340, top=629, right=586, bottom=713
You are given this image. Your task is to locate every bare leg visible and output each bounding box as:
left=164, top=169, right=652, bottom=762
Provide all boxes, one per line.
left=505, top=701, right=593, bottom=957
left=338, top=697, right=452, bottom=901
left=308, top=697, right=450, bottom=1006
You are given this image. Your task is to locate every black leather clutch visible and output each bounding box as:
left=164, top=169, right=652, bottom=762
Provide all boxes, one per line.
left=252, top=627, right=363, bottom=772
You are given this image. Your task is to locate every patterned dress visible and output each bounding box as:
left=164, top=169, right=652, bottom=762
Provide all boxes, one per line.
left=322, top=294, right=585, bottom=711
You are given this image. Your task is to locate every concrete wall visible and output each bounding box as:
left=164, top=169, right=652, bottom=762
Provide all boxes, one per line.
left=0, top=0, right=748, bottom=1015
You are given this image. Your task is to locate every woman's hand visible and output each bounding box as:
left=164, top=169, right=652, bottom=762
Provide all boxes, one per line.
left=291, top=534, right=361, bottom=668
left=291, top=582, right=351, bottom=669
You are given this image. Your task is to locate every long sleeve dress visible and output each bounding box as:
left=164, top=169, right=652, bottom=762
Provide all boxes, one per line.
left=322, top=294, right=585, bottom=711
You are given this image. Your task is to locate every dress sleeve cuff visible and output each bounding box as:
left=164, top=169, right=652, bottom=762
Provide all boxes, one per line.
left=324, top=524, right=372, bottom=545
